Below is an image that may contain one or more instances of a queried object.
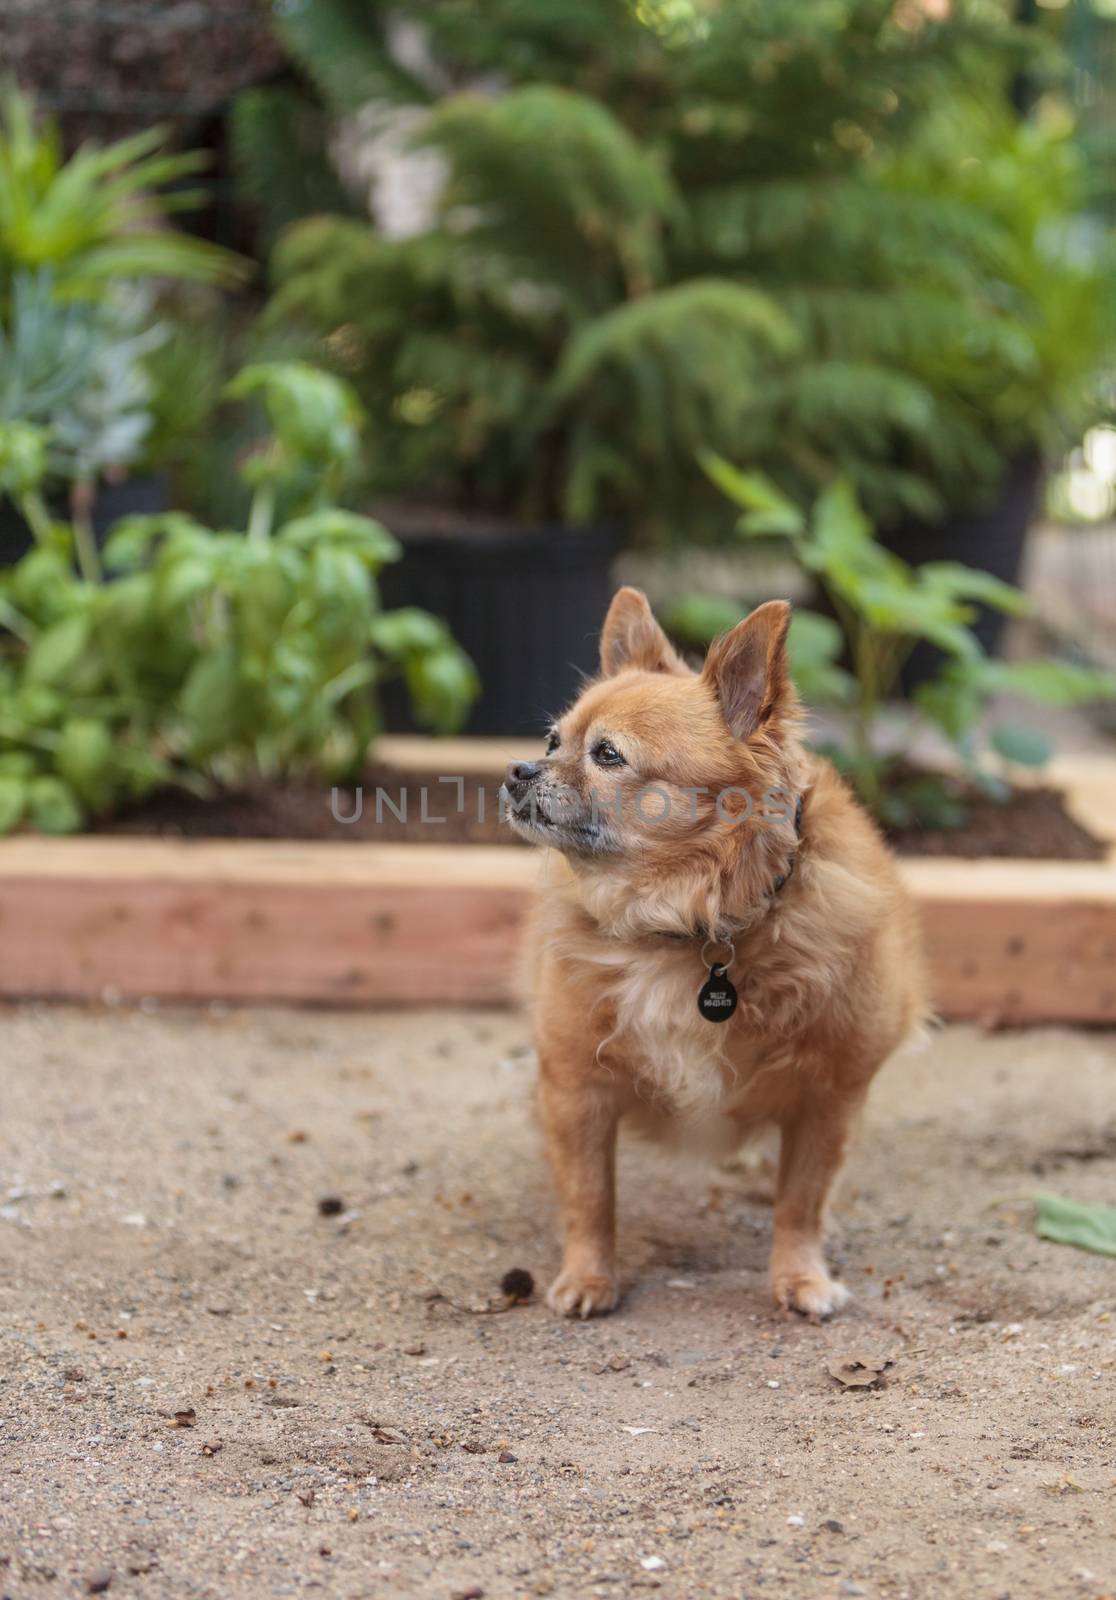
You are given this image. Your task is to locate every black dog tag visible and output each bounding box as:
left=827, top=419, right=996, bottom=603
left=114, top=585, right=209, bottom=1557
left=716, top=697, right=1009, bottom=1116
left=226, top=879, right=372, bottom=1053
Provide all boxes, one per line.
left=698, top=964, right=737, bottom=1023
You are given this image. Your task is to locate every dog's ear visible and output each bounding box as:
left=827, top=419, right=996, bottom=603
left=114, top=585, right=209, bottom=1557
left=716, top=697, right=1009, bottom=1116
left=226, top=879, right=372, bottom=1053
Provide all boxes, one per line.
left=600, top=587, right=686, bottom=676
left=701, top=600, right=793, bottom=741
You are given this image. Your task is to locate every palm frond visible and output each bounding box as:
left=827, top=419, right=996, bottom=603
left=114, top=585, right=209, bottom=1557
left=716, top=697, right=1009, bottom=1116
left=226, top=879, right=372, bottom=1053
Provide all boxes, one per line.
left=0, top=86, right=246, bottom=296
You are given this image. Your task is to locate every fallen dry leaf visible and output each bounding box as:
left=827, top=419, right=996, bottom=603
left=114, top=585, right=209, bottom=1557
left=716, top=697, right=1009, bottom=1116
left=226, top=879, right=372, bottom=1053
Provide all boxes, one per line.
left=827, top=1352, right=895, bottom=1390
left=361, top=1420, right=407, bottom=1445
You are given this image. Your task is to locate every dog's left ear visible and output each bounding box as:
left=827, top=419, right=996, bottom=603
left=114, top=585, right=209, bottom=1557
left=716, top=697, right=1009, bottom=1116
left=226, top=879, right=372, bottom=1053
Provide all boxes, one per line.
left=702, top=600, right=793, bottom=741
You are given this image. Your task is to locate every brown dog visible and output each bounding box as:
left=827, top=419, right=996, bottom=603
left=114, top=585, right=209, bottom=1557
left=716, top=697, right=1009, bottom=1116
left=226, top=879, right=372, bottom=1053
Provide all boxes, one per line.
left=504, top=587, right=926, bottom=1319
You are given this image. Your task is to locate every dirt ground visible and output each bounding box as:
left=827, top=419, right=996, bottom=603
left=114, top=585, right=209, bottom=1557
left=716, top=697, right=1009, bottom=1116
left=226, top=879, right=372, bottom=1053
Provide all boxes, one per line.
left=2, top=1006, right=1115, bottom=1600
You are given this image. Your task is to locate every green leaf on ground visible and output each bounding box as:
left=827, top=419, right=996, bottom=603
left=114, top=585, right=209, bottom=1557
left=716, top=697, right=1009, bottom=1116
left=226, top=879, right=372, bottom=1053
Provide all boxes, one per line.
left=1035, top=1193, right=1116, bottom=1259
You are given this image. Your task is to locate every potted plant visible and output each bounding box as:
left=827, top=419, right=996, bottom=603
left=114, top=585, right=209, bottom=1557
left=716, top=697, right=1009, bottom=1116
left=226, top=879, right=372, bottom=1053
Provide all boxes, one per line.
left=245, top=0, right=1068, bottom=732
left=0, top=86, right=245, bottom=564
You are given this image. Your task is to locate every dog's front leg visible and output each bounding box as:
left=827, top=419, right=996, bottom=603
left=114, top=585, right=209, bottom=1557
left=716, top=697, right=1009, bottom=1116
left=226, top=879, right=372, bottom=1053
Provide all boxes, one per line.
left=770, top=1088, right=862, bottom=1318
left=538, top=1053, right=620, bottom=1318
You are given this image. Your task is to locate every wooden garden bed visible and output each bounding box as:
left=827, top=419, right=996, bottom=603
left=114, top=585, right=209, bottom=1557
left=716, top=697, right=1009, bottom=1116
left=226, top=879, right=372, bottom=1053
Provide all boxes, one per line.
left=0, top=744, right=1113, bottom=1023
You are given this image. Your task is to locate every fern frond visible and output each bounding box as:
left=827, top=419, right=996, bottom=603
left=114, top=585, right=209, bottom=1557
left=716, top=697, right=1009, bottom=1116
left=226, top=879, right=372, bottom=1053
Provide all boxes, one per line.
left=772, top=285, right=1017, bottom=366
left=683, top=179, right=1008, bottom=280
left=419, top=87, right=677, bottom=307
left=767, top=361, right=936, bottom=443
left=549, top=279, right=796, bottom=521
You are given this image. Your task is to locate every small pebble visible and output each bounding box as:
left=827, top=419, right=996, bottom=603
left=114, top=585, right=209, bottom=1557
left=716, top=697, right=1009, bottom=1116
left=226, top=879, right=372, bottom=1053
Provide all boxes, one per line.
left=317, top=1196, right=344, bottom=1217
left=86, top=1573, right=112, bottom=1596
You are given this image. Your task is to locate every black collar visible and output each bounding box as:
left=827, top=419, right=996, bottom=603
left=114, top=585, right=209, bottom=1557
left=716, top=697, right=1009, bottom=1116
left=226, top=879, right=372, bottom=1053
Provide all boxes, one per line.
left=656, top=791, right=804, bottom=944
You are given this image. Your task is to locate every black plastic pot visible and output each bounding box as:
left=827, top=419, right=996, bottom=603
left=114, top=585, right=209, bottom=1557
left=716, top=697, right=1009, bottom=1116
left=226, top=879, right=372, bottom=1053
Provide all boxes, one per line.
left=0, top=472, right=169, bottom=568
left=882, top=450, right=1043, bottom=689
left=377, top=518, right=622, bottom=736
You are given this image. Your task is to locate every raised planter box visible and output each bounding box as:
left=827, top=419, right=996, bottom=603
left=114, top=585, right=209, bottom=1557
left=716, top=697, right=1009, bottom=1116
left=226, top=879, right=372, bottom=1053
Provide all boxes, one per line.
left=0, top=744, right=1113, bottom=1023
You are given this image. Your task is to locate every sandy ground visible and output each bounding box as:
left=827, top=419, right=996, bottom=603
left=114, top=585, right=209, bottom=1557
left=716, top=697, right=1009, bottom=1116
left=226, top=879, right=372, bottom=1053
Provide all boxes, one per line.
left=2, top=1005, right=1115, bottom=1600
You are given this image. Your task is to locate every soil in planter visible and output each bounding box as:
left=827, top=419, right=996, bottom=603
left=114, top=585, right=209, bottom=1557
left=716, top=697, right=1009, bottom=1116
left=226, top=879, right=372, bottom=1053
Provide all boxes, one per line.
left=95, top=766, right=519, bottom=847
left=883, top=781, right=1106, bottom=861
left=95, top=764, right=1107, bottom=860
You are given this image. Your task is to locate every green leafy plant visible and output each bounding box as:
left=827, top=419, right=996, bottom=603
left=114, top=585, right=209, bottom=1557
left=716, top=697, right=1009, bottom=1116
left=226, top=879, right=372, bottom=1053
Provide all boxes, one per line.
left=0, top=83, right=244, bottom=300
left=0, top=275, right=177, bottom=573
left=0, top=271, right=99, bottom=424
left=0, top=364, right=477, bottom=834
left=684, top=457, right=1116, bottom=826
left=245, top=0, right=1112, bottom=542
left=0, top=273, right=179, bottom=583
left=0, top=86, right=250, bottom=547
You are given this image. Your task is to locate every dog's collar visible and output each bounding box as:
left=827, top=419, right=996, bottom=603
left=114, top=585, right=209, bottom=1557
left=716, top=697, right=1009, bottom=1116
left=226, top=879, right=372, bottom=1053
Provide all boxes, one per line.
left=654, top=792, right=804, bottom=945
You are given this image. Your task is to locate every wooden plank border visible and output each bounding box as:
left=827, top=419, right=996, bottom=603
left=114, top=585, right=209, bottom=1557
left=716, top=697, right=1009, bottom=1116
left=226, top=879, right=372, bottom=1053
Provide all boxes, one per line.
left=904, top=859, right=1116, bottom=1025
left=0, top=842, right=531, bottom=1009
left=0, top=750, right=1113, bottom=1022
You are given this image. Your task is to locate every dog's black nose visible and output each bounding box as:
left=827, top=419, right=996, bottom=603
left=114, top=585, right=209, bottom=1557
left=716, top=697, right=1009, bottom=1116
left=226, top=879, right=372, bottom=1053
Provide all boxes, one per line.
left=508, top=760, right=542, bottom=786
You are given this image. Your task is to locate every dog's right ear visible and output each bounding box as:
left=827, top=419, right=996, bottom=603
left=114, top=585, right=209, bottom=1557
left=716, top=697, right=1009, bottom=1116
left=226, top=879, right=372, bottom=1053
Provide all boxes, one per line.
left=600, top=587, right=687, bottom=677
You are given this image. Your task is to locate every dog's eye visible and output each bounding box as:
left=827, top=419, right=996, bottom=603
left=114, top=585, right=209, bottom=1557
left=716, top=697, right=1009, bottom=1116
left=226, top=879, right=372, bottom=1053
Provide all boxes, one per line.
left=545, top=730, right=560, bottom=755
left=592, top=740, right=625, bottom=768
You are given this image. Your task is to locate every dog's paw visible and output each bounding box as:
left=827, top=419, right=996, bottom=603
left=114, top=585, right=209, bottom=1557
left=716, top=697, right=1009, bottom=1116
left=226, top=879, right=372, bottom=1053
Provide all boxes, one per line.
left=772, top=1270, right=850, bottom=1320
left=546, top=1267, right=619, bottom=1319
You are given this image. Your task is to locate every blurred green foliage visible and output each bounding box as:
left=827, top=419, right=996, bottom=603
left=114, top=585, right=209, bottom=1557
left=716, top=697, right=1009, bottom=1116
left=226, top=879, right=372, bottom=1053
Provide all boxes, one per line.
left=0, top=83, right=243, bottom=299
left=241, top=0, right=1114, bottom=542
left=0, top=86, right=247, bottom=514
left=674, top=459, right=1116, bottom=827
